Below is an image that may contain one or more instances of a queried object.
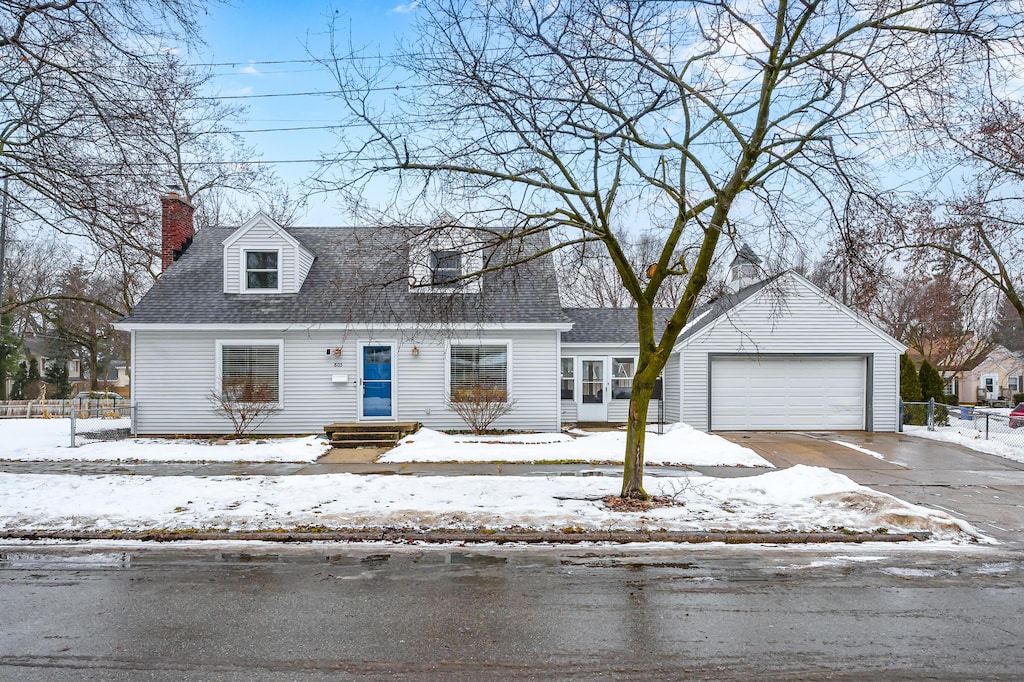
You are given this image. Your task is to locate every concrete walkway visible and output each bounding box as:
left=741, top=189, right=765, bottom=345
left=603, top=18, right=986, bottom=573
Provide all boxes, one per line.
left=719, top=431, right=1024, bottom=545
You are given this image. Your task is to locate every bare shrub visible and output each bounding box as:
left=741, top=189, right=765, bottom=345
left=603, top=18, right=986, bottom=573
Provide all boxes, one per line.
left=447, top=384, right=516, bottom=434
left=208, top=382, right=280, bottom=438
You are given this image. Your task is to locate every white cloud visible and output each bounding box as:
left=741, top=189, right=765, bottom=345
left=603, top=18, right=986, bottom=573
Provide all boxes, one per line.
left=389, top=0, right=420, bottom=14
left=239, top=61, right=261, bottom=76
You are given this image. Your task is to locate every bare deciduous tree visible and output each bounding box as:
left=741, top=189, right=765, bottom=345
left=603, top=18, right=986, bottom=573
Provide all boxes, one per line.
left=558, top=234, right=705, bottom=309
left=0, top=1, right=206, bottom=232
left=874, top=271, right=995, bottom=372
left=895, top=181, right=1024, bottom=336
left=0, top=2, right=306, bottom=316
left=319, top=0, right=1022, bottom=498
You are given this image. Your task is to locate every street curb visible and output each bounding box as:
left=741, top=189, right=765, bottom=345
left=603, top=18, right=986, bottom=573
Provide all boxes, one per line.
left=0, top=529, right=932, bottom=544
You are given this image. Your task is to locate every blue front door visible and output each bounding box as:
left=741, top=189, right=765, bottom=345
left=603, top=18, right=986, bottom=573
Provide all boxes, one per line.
left=361, top=345, right=393, bottom=418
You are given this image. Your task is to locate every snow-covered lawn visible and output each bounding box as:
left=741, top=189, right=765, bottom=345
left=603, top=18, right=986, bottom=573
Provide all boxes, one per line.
left=0, top=419, right=331, bottom=463
left=381, top=423, right=771, bottom=467
left=904, top=425, right=1024, bottom=465
left=0, top=465, right=980, bottom=541
left=0, top=419, right=768, bottom=467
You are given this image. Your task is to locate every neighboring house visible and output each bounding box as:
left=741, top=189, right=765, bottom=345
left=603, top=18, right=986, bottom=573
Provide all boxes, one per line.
left=100, top=361, right=130, bottom=394
left=957, top=345, right=1024, bottom=403
left=115, top=193, right=906, bottom=435
left=20, top=334, right=83, bottom=382
left=3, top=334, right=84, bottom=397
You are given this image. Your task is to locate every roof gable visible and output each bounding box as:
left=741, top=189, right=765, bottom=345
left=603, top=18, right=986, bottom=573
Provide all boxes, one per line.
left=965, top=345, right=1024, bottom=375
left=222, top=212, right=304, bottom=251
left=676, top=271, right=906, bottom=351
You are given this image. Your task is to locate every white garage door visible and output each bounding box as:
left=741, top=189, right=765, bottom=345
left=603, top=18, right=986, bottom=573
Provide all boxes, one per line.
left=710, top=356, right=866, bottom=430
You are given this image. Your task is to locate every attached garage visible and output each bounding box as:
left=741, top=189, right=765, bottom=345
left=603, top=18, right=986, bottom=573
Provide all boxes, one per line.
left=709, top=355, right=868, bottom=431
left=676, top=270, right=906, bottom=433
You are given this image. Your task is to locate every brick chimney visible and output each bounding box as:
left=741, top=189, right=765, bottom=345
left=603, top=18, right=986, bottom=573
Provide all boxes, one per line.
left=161, top=191, right=195, bottom=272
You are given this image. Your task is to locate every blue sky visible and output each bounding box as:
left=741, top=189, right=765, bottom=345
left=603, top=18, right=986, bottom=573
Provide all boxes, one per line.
left=195, top=1, right=421, bottom=223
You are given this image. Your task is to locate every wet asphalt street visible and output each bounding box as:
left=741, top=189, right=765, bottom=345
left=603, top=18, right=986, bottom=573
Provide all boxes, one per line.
left=2, top=542, right=1023, bottom=681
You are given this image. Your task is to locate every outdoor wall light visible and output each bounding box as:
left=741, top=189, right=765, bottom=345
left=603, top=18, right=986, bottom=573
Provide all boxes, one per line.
left=411, top=345, right=420, bottom=356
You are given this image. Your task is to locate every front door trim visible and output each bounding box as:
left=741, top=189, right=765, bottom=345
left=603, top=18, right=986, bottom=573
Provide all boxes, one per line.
left=357, top=341, right=397, bottom=421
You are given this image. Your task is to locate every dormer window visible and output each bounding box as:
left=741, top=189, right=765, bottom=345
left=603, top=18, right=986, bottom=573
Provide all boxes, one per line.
left=222, top=214, right=314, bottom=295
left=408, top=222, right=483, bottom=294
left=430, top=250, right=462, bottom=286
left=245, top=250, right=279, bottom=291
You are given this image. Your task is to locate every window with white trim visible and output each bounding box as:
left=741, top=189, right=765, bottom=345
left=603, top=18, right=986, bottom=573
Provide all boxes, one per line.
left=560, top=357, right=574, bottom=400
left=1009, top=376, right=1019, bottom=393
left=220, top=343, right=281, bottom=403
left=450, top=344, right=508, bottom=402
left=430, top=250, right=462, bottom=286
left=611, top=357, right=635, bottom=400
left=244, top=250, right=279, bottom=291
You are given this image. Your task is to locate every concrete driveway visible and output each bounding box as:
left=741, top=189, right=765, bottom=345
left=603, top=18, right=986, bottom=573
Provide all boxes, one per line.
left=717, top=430, right=1024, bottom=544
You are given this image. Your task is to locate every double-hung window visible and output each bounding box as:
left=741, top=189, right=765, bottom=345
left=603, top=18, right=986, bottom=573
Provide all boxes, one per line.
left=245, top=250, right=279, bottom=291
left=450, top=344, right=508, bottom=402
left=611, top=357, right=635, bottom=400
left=560, top=358, right=574, bottom=400
left=219, top=342, right=282, bottom=403
left=430, top=250, right=462, bottom=286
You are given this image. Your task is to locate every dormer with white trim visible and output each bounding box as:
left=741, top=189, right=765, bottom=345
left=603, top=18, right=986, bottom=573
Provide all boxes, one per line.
left=407, top=219, right=484, bottom=294
left=222, top=213, right=315, bottom=294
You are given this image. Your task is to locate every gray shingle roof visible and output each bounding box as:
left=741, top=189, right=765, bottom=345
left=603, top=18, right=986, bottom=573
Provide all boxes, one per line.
left=561, top=275, right=778, bottom=345
left=123, top=226, right=570, bottom=326
left=561, top=308, right=675, bottom=344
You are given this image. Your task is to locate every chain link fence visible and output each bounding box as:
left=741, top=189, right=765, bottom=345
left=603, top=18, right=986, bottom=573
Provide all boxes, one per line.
left=902, top=399, right=1024, bottom=451
left=952, top=407, right=1024, bottom=450
left=900, top=399, right=949, bottom=431
left=70, top=403, right=136, bottom=447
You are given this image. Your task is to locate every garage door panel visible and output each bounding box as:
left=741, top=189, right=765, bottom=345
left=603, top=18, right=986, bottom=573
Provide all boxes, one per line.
left=711, top=356, right=866, bottom=430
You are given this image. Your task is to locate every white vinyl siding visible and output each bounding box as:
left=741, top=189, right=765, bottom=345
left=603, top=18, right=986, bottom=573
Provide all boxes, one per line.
left=679, top=274, right=902, bottom=432
left=663, top=353, right=680, bottom=422
left=296, top=246, right=315, bottom=287
left=133, top=328, right=560, bottom=435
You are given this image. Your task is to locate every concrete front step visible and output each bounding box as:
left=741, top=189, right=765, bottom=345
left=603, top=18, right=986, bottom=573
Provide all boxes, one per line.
left=324, top=421, right=421, bottom=450
left=324, top=421, right=420, bottom=437
left=330, top=439, right=401, bottom=449
left=330, top=430, right=405, bottom=441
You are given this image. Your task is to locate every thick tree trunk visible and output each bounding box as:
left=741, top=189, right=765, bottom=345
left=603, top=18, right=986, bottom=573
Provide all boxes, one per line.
left=620, top=366, right=658, bottom=500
